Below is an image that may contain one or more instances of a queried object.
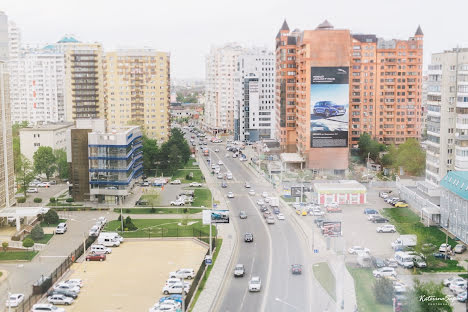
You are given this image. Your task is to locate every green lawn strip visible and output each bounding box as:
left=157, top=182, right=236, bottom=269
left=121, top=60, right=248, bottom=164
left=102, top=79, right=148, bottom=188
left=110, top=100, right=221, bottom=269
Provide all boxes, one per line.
left=312, top=262, right=336, bottom=301
left=40, top=219, right=67, bottom=227
left=24, top=234, right=54, bottom=244
left=280, top=196, right=296, bottom=203
left=418, top=258, right=465, bottom=273
left=46, top=203, right=83, bottom=207
left=191, top=188, right=212, bottom=207
left=458, top=273, right=468, bottom=279
left=0, top=251, right=38, bottom=261
left=113, top=208, right=203, bottom=214
left=347, top=266, right=392, bottom=312
left=104, top=219, right=216, bottom=238
left=172, top=169, right=204, bottom=183
left=189, top=239, right=223, bottom=312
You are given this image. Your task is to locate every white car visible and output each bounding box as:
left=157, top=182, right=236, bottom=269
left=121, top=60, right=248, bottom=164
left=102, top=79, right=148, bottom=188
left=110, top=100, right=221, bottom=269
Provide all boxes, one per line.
left=170, top=180, right=181, bottom=185
left=189, top=182, right=202, bottom=187
left=324, top=202, right=339, bottom=209
left=149, top=303, right=179, bottom=312
left=169, top=268, right=195, bottom=279
left=257, top=199, right=265, bottom=206
left=53, top=283, right=80, bottom=294
left=450, top=280, right=467, bottom=294
left=244, top=182, right=251, bottom=188
left=444, top=276, right=466, bottom=287
left=248, top=276, right=262, bottom=292
left=261, top=192, right=269, bottom=198
left=26, top=188, right=38, bottom=193
left=97, top=216, right=107, bottom=226
left=47, top=294, right=74, bottom=305
left=214, top=148, right=219, bottom=152
left=264, top=197, right=270, bottom=203
left=393, top=281, right=407, bottom=293
left=266, top=216, right=275, bottom=224
left=31, top=304, right=65, bottom=312
left=248, top=190, right=255, bottom=196
left=277, top=213, right=285, bottom=220
left=162, top=283, right=190, bottom=295
left=227, top=192, right=234, bottom=198
left=5, top=293, right=24, bottom=307
left=376, top=225, right=396, bottom=233
left=348, top=246, right=370, bottom=255
left=63, top=279, right=83, bottom=288
left=310, top=208, right=324, bottom=216
left=372, top=267, right=397, bottom=278
left=165, top=278, right=191, bottom=287
left=439, top=243, right=452, bottom=253
left=170, top=200, right=185, bottom=206
left=218, top=160, right=223, bottom=165
left=55, top=223, right=67, bottom=234
left=217, top=173, right=223, bottom=179
left=89, top=225, right=100, bottom=237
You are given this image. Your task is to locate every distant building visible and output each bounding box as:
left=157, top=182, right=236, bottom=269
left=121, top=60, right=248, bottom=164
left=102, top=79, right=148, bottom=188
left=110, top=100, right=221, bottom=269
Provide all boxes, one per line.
left=19, top=122, right=74, bottom=161
left=170, top=103, right=202, bottom=120
left=0, top=11, right=8, bottom=61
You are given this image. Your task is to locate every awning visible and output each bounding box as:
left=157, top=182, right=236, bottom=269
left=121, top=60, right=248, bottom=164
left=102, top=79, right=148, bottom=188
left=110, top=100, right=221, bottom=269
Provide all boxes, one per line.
left=0, top=207, right=49, bottom=217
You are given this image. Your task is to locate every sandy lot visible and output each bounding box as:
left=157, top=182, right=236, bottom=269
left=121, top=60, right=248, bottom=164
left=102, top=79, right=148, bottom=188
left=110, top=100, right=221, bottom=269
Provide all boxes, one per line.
left=61, top=240, right=207, bottom=312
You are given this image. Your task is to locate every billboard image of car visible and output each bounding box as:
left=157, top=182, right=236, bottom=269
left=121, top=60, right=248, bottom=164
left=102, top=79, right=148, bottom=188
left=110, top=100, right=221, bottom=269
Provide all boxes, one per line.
left=310, top=67, right=349, bottom=148
left=202, top=209, right=230, bottom=224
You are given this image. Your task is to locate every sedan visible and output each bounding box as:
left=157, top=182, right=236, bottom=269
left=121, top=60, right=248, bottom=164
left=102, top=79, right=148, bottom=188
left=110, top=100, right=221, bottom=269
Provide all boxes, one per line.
left=47, top=294, right=74, bottom=305
left=364, top=209, right=378, bottom=215
left=170, top=180, right=181, bottom=185
left=256, top=199, right=265, bottom=206
left=239, top=211, right=247, bottom=219
left=443, top=276, right=465, bottom=287
left=432, top=253, right=453, bottom=260
left=248, top=190, right=255, bottom=196
left=46, top=290, right=77, bottom=299
left=227, top=192, right=234, bottom=198
left=457, top=291, right=467, bottom=303
left=53, top=283, right=80, bottom=294
left=384, top=258, right=398, bottom=268
left=189, top=182, right=202, bottom=187
left=348, top=246, right=370, bottom=255
left=26, top=188, right=38, bottom=193
left=86, top=252, right=106, bottom=261
left=63, top=279, right=83, bottom=288
left=218, top=160, right=223, bottom=166
left=244, top=182, right=251, bottom=188
left=454, top=244, right=466, bottom=254
left=248, top=276, right=262, bottom=292
left=291, top=264, right=302, bottom=275
left=5, top=293, right=24, bottom=308
left=162, top=283, right=190, bottom=295
left=372, top=217, right=389, bottom=223
left=373, top=267, right=397, bottom=278
left=376, top=225, right=396, bottom=233
left=277, top=213, right=285, bottom=220
left=261, top=192, right=269, bottom=198
left=439, top=243, right=452, bottom=253
left=244, top=233, right=253, bottom=242
left=31, top=304, right=65, bottom=312
left=234, top=264, right=245, bottom=277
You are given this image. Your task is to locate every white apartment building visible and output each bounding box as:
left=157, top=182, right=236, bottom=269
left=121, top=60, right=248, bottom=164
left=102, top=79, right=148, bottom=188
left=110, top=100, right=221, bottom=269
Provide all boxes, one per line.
left=425, top=48, right=468, bottom=188
left=0, top=12, right=8, bottom=62
left=234, top=48, right=275, bottom=142
left=7, top=20, right=20, bottom=60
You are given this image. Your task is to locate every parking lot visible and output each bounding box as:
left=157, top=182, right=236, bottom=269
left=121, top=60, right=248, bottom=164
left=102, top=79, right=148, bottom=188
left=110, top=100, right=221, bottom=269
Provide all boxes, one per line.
left=56, top=240, right=207, bottom=311
left=17, top=183, right=68, bottom=206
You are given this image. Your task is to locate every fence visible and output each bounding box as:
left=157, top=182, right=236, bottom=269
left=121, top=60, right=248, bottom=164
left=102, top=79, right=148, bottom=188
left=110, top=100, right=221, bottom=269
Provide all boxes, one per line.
left=114, top=227, right=215, bottom=240
left=8, top=241, right=47, bottom=251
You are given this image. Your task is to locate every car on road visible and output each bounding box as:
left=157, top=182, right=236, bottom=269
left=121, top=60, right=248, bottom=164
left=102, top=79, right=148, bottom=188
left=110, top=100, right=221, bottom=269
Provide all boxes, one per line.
left=348, top=246, right=370, bottom=255
left=189, top=182, right=202, bottom=187
left=444, top=276, right=466, bottom=287
left=379, top=192, right=389, bottom=198
left=261, top=192, right=269, bottom=198
left=170, top=180, right=181, bottom=185
left=53, top=283, right=80, bottom=294
left=372, top=217, right=389, bottom=223
left=244, top=182, right=250, bottom=188
left=221, top=181, right=227, bottom=188
left=86, top=252, right=106, bottom=261
left=170, top=200, right=185, bottom=206
left=248, top=190, right=255, bottom=196
left=457, top=291, right=467, bottom=302
left=162, top=283, right=190, bottom=295
left=239, top=211, right=247, bottom=219
left=55, top=223, right=67, bottom=234
left=234, top=264, right=245, bottom=277
left=218, top=160, right=223, bottom=165
left=291, top=264, right=302, bottom=274
left=439, top=243, right=452, bottom=253
left=227, top=192, right=234, bottom=198
left=273, top=207, right=280, bottom=214
left=376, top=224, right=396, bottom=233
left=47, top=294, right=74, bottom=305
left=214, top=148, right=219, bottom=152
left=31, top=304, right=65, bottom=312
left=46, top=289, right=77, bottom=299
left=454, top=244, right=467, bottom=254
left=277, top=213, right=285, bottom=220
left=373, top=267, right=397, bottom=278
left=5, top=293, right=24, bottom=308
left=26, top=187, right=38, bottom=193
left=364, top=208, right=378, bottom=215
left=217, top=173, right=223, bottom=179
left=309, top=208, right=325, bottom=216
left=266, top=216, right=275, bottom=224
left=256, top=199, right=265, bottom=206
left=248, top=276, right=262, bottom=292
left=244, top=233, right=253, bottom=242
left=89, top=225, right=100, bottom=237
left=169, top=269, right=195, bottom=280
left=324, top=202, right=339, bottom=209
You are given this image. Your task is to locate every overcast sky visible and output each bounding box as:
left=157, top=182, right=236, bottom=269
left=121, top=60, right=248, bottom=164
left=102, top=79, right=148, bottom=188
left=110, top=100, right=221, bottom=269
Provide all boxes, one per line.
left=2, top=0, right=468, bottom=79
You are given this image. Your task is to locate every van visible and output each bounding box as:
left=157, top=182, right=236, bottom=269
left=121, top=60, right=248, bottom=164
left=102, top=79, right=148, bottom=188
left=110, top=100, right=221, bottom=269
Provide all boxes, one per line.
left=90, top=244, right=112, bottom=254
left=394, top=251, right=414, bottom=268
left=99, top=232, right=124, bottom=243
left=97, top=235, right=120, bottom=247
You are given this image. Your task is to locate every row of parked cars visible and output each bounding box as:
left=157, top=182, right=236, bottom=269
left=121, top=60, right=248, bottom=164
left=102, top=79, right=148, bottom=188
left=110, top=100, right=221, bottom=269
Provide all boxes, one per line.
left=24, top=279, right=84, bottom=311
left=170, top=190, right=195, bottom=206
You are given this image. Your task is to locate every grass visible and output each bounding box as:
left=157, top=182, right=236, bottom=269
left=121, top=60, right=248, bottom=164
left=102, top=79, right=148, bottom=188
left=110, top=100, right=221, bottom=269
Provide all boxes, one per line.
left=104, top=219, right=216, bottom=238
left=140, top=193, right=160, bottom=206
left=312, top=262, right=336, bottom=301
left=189, top=239, right=223, bottom=312
left=0, top=251, right=38, bottom=261
left=172, top=169, right=204, bottom=183
left=113, top=208, right=203, bottom=214
left=24, top=234, right=54, bottom=244
left=192, top=188, right=212, bottom=207
left=281, top=196, right=297, bottom=203
left=419, top=258, right=466, bottom=273
left=458, top=273, right=468, bottom=279
left=347, top=266, right=392, bottom=312
left=185, top=158, right=199, bottom=169
left=40, top=219, right=67, bottom=227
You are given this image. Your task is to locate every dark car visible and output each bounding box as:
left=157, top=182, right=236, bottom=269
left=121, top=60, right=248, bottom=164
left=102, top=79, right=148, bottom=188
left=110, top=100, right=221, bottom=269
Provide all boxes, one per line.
left=312, top=101, right=346, bottom=118
left=364, top=209, right=378, bottom=215
left=371, top=256, right=386, bottom=268
left=47, top=289, right=78, bottom=299
left=244, top=233, right=253, bottom=242
left=291, top=264, right=303, bottom=275
left=221, top=181, right=227, bottom=188
left=135, top=200, right=148, bottom=206
left=86, top=252, right=106, bottom=261
left=273, top=208, right=280, bottom=214
left=260, top=207, right=268, bottom=212
left=432, top=253, right=452, bottom=260
left=372, top=217, right=389, bottom=223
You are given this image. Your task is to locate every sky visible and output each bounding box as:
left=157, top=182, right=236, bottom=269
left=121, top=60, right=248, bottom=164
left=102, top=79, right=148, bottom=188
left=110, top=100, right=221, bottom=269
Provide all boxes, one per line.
left=2, top=0, right=468, bottom=79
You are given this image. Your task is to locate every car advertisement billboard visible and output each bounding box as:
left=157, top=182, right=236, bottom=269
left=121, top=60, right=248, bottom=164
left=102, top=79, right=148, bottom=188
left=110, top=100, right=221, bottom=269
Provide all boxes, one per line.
left=310, top=66, right=349, bottom=148
left=202, top=209, right=230, bottom=224
left=321, top=221, right=342, bottom=237
left=291, top=186, right=312, bottom=197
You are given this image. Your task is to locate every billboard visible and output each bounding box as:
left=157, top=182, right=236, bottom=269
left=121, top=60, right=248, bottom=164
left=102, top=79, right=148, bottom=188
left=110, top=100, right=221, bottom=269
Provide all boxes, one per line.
left=202, top=209, right=230, bottom=224
left=310, top=67, right=349, bottom=148
left=321, top=221, right=342, bottom=237
left=291, top=186, right=312, bottom=197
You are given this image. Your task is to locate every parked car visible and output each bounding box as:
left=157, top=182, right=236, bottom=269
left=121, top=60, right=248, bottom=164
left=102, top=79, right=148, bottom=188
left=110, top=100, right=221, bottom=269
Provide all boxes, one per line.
left=312, top=100, right=346, bottom=118
left=432, top=252, right=453, bottom=260
left=189, top=182, right=202, bottom=187
left=168, top=269, right=195, bottom=280
left=372, top=217, right=389, bottom=223
left=439, top=243, right=452, bottom=253
left=170, top=200, right=185, bottom=206
left=248, top=276, right=262, bottom=292
left=371, top=257, right=386, bottom=268
left=234, top=264, right=245, bottom=277
left=165, top=278, right=191, bottom=288
left=364, top=208, right=378, bottom=215
left=373, top=267, right=397, bottom=278
left=5, top=293, right=24, bottom=308
left=376, top=224, right=396, bottom=233
left=47, top=294, right=74, bottom=305
left=393, top=281, right=407, bottom=293
left=348, top=246, right=370, bottom=255
left=384, top=258, right=398, bottom=268
left=239, top=211, right=247, bottom=219
left=135, top=200, right=149, bottom=206
left=457, top=291, right=467, bottom=302
left=412, top=256, right=427, bottom=268
left=443, top=276, right=466, bottom=287
left=46, top=289, right=77, bottom=299
left=89, top=225, right=100, bottom=237
left=96, top=217, right=107, bottom=227
left=85, top=252, right=106, bottom=261
left=379, top=192, right=389, bottom=198
left=450, top=280, right=467, bottom=294
left=244, top=233, right=253, bottom=242
left=63, top=279, right=83, bottom=288
left=326, top=206, right=342, bottom=213
left=421, top=243, right=437, bottom=252
left=31, top=304, right=65, bottom=312
left=291, top=264, right=302, bottom=275
left=454, top=244, right=467, bottom=254
left=53, top=283, right=80, bottom=294
left=394, top=201, right=409, bottom=208
left=162, top=283, right=189, bottom=295
left=170, top=180, right=181, bottom=185
left=55, top=223, right=67, bottom=234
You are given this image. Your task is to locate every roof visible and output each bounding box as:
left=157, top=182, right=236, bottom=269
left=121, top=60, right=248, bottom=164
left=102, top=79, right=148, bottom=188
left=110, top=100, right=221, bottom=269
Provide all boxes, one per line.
left=352, top=34, right=377, bottom=43
left=57, top=35, right=79, bottom=43
left=317, top=20, right=334, bottom=29
left=0, top=207, right=49, bottom=217
left=415, top=25, right=424, bottom=36
left=280, top=153, right=305, bottom=163
left=280, top=20, right=289, bottom=31
left=440, top=171, right=468, bottom=200
left=20, top=122, right=74, bottom=132
left=314, top=180, right=367, bottom=192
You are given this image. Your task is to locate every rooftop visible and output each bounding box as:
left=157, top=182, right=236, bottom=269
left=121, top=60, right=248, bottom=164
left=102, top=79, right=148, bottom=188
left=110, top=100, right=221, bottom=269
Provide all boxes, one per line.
left=57, top=35, right=79, bottom=43
left=314, top=180, right=366, bottom=191
left=440, top=171, right=468, bottom=200
left=20, top=122, right=74, bottom=132
left=280, top=153, right=305, bottom=163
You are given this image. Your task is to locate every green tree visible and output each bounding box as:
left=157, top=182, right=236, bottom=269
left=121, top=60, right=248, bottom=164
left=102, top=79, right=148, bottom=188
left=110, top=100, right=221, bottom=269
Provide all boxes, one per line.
left=142, top=136, right=159, bottom=176
left=404, top=280, right=453, bottom=312
left=358, top=133, right=372, bottom=159
left=22, top=237, right=34, bottom=249
left=2, top=241, right=8, bottom=252
left=396, top=138, right=426, bottom=176
left=43, top=209, right=59, bottom=225
left=12, top=121, right=28, bottom=173
left=31, top=224, right=45, bottom=241
left=16, top=155, right=35, bottom=197
left=54, top=149, right=69, bottom=180
left=373, top=278, right=394, bottom=305
left=33, top=146, right=56, bottom=180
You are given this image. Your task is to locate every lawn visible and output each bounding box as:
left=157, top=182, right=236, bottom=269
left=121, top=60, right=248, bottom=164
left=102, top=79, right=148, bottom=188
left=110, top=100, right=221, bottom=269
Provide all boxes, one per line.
left=312, top=262, right=336, bottom=301
left=140, top=193, right=160, bottom=206
left=347, top=266, right=392, bottom=312
left=113, top=208, right=203, bottom=214
left=172, top=169, right=204, bottom=183
left=192, top=188, right=212, bottom=207
left=0, top=251, right=38, bottom=261
left=104, top=219, right=216, bottom=238
left=40, top=219, right=67, bottom=227
left=24, top=234, right=54, bottom=244
left=185, top=158, right=199, bottom=169
left=281, top=196, right=297, bottom=203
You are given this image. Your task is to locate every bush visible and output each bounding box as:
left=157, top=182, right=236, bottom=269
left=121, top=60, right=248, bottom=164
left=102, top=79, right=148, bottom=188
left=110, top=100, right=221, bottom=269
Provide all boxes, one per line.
left=22, top=238, right=34, bottom=249
left=33, top=197, right=42, bottom=203
left=183, top=208, right=188, bottom=213
left=373, top=277, right=394, bottom=304
left=150, top=207, right=156, bottom=213
left=49, top=197, right=56, bottom=203
left=2, top=241, right=8, bottom=252
left=124, top=216, right=137, bottom=231
left=125, top=208, right=131, bottom=213
left=31, top=224, right=45, bottom=241
left=43, top=209, right=59, bottom=225
left=11, top=235, right=21, bottom=241
left=65, top=198, right=74, bottom=202
left=17, top=197, right=26, bottom=203
left=186, top=174, right=193, bottom=180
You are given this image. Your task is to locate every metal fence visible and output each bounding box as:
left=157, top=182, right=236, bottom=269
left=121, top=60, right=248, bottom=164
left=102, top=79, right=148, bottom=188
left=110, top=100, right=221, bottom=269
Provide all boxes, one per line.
left=114, top=227, right=214, bottom=240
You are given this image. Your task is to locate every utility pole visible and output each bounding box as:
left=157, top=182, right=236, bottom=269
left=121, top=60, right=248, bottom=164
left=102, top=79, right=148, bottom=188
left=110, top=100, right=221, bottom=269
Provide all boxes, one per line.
left=367, top=152, right=370, bottom=183
left=445, top=217, right=449, bottom=260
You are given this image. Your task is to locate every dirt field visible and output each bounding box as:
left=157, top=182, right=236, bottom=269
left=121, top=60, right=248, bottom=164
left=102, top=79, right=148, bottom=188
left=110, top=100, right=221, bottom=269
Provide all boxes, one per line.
left=60, top=240, right=207, bottom=312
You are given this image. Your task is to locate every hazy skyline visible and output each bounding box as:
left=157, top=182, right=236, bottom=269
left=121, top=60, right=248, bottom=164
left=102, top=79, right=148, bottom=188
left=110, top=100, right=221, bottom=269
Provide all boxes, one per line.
left=2, top=0, right=468, bottom=79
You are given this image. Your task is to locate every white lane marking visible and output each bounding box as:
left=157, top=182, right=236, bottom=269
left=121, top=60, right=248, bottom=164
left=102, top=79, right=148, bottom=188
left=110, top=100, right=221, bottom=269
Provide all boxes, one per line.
left=238, top=253, right=256, bottom=312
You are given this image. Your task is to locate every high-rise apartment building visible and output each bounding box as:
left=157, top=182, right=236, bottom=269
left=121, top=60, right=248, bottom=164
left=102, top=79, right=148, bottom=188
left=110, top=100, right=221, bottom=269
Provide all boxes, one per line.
left=7, top=21, right=21, bottom=60
left=104, top=49, right=170, bottom=142
left=276, top=20, right=423, bottom=172
left=0, top=12, right=8, bottom=62
left=425, top=48, right=468, bottom=187
left=234, top=48, right=275, bottom=142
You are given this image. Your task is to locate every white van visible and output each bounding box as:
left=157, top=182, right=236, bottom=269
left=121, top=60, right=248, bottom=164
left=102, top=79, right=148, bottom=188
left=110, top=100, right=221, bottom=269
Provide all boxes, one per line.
left=90, top=244, right=112, bottom=254
left=97, top=235, right=120, bottom=247
left=99, top=232, right=124, bottom=243
left=394, top=251, right=414, bottom=268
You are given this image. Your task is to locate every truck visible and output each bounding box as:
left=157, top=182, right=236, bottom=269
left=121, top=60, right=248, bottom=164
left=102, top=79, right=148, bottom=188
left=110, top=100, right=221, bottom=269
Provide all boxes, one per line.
left=269, top=197, right=279, bottom=208
left=391, top=235, right=417, bottom=250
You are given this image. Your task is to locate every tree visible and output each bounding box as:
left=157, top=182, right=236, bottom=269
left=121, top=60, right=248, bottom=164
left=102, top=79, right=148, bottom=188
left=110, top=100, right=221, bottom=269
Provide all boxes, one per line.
left=22, top=237, right=34, bottom=249
left=54, top=149, right=69, bottom=180
left=373, top=278, right=394, bottom=305
left=142, top=136, right=159, bottom=175
left=404, top=280, right=453, bottom=312
left=33, top=146, right=56, bottom=180
left=396, top=139, right=426, bottom=176
left=43, top=209, right=59, bottom=225
left=16, top=155, right=35, bottom=197
left=2, top=241, right=8, bottom=252
left=167, top=144, right=183, bottom=175
left=12, top=121, right=28, bottom=173
left=31, top=224, right=45, bottom=241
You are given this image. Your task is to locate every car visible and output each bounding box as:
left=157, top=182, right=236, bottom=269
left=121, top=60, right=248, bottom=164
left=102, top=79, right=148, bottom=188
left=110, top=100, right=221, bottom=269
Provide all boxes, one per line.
left=248, top=190, right=255, bottom=196
left=234, top=264, right=245, bottom=277
left=141, top=181, right=150, bottom=187
left=370, top=256, right=386, bottom=268
left=217, top=173, right=223, bottom=179
left=376, top=224, right=396, bottom=233
left=309, top=208, right=325, bottom=216
left=248, top=276, right=262, bottom=292
left=47, top=294, right=74, bottom=305
left=325, top=202, right=339, bottom=209
left=373, top=267, right=397, bottom=278
left=412, top=256, right=427, bottom=268
left=189, top=182, right=202, bottom=187
left=221, top=181, right=227, bottom=188
left=457, top=291, right=467, bottom=302
left=262, top=192, right=269, bottom=198
left=291, top=264, right=302, bottom=274
left=266, top=216, right=275, bottom=224
left=53, top=283, right=80, bottom=294
left=31, top=304, right=65, bottom=312
left=379, top=192, right=389, bottom=198
left=162, top=283, right=190, bottom=295
left=264, top=197, right=270, bottom=203
left=46, top=290, right=77, bottom=299
left=372, top=217, right=389, bottom=223
left=454, top=244, right=467, bottom=254
left=384, top=258, right=398, bottom=268
left=26, top=187, right=38, bottom=193
left=326, top=206, right=342, bottom=213
left=170, top=200, right=185, bottom=206
left=227, top=192, right=234, bottom=198
left=277, top=213, right=285, bottom=220
left=256, top=199, right=265, bottom=206
left=135, top=199, right=149, bottom=206
left=169, top=268, right=195, bottom=280
left=89, top=225, right=100, bottom=237
left=432, top=252, right=453, bottom=260
left=348, top=246, right=370, bottom=255
left=218, top=160, right=223, bottom=165
left=262, top=211, right=271, bottom=219
left=239, top=211, right=247, bottom=219
left=243, top=183, right=251, bottom=189
left=63, top=279, right=83, bottom=288
left=312, top=100, right=346, bottom=118
left=244, top=233, right=253, bottom=242
left=214, top=148, right=219, bottom=152
left=260, top=206, right=268, bottom=212
left=394, top=202, right=409, bottom=208
left=159, top=295, right=183, bottom=304
left=363, top=208, right=378, bottom=215
left=273, top=208, right=280, bottom=214
left=421, top=243, right=437, bottom=252
left=393, top=281, right=407, bottom=293
left=439, top=243, right=452, bottom=253
left=450, top=280, right=467, bottom=294
left=97, top=217, right=107, bottom=227
left=165, top=278, right=191, bottom=288
left=86, top=252, right=106, bottom=261
left=170, top=180, right=181, bottom=185
left=149, top=302, right=179, bottom=312
left=443, top=276, right=465, bottom=287
left=55, top=223, right=67, bottom=234
left=5, top=293, right=24, bottom=308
